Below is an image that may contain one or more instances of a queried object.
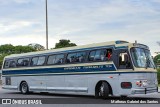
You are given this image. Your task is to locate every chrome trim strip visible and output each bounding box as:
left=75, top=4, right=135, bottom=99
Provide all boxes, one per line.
left=29, top=87, right=88, bottom=92
left=2, top=86, right=18, bottom=90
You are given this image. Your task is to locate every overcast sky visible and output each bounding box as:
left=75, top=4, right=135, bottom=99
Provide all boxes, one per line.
left=0, top=0, right=160, bottom=55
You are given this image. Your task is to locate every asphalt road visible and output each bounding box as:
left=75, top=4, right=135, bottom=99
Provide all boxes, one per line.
left=0, top=85, right=160, bottom=107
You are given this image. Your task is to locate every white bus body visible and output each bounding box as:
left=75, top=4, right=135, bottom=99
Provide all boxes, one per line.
left=1, top=41, right=158, bottom=98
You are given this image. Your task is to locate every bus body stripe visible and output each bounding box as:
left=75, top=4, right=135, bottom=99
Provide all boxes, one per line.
left=2, top=64, right=116, bottom=75
left=2, top=71, right=157, bottom=77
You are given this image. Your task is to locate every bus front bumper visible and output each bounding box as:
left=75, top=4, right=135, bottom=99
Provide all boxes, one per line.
left=131, top=87, right=158, bottom=95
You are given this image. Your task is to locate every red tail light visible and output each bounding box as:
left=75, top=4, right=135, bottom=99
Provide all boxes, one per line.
left=121, top=82, right=132, bottom=89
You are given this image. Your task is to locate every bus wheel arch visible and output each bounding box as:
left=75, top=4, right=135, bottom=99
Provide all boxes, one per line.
left=19, top=81, right=29, bottom=94
left=95, top=81, right=113, bottom=99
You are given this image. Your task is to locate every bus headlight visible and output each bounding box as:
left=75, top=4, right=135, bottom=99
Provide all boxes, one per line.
left=142, top=80, right=148, bottom=87
left=136, top=80, right=148, bottom=87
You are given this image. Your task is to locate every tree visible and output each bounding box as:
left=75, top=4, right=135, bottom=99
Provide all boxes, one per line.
left=154, top=54, right=160, bottom=65
left=55, top=39, right=77, bottom=49
left=0, top=54, right=8, bottom=69
left=14, top=45, right=36, bottom=54
left=0, top=44, right=37, bottom=69
left=0, top=44, right=15, bottom=54
left=28, top=43, right=45, bottom=51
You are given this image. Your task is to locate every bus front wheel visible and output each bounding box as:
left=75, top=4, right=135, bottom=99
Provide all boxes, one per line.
left=20, top=82, right=29, bottom=94
left=95, top=82, right=110, bottom=99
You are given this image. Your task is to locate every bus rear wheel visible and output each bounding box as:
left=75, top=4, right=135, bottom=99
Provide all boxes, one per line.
left=20, top=82, right=29, bottom=94
left=96, top=82, right=110, bottom=99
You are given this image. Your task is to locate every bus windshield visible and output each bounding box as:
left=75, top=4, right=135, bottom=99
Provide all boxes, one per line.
left=131, top=48, right=155, bottom=68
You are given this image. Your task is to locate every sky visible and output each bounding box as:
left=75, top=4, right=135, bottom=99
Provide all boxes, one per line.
left=0, top=0, right=160, bottom=56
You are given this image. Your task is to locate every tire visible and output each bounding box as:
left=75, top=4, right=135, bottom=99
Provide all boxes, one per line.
left=96, top=82, right=110, bottom=99
left=20, top=82, right=29, bottom=94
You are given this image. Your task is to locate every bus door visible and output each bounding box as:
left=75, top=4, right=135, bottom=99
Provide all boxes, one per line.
left=115, top=49, right=133, bottom=95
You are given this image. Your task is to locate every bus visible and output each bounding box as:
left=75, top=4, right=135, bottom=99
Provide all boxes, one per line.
left=1, top=40, right=158, bottom=99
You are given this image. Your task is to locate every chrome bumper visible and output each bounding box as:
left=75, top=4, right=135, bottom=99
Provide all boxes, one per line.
left=131, top=87, right=158, bottom=95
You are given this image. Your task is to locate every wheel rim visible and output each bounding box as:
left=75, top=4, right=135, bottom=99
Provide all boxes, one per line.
left=22, top=83, right=27, bottom=93
left=99, top=83, right=104, bottom=97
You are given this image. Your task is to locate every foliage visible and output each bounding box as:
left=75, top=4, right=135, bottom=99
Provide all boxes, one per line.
left=28, top=43, right=45, bottom=51
left=0, top=44, right=37, bottom=69
left=0, top=54, right=9, bottom=69
left=0, top=44, right=15, bottom=54
left=0, top=44, right=36, bottom=54
left=14, top=45, right=36, bottom=54
left=157, top=69, right=160, bottom=85
left=55, top=39, right=77, bottom=49
left=154, top=54, right=160, bottom=66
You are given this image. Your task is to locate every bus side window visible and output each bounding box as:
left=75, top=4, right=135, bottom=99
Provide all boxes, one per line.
left=47, top=55, right=56, bottom=65
left=67, top=53, right=76, bottom=63
left=89, top=49, right=107, bottom=61
left=106, top=49, right=112, bottom=60
left=9, top=60, right=16, bottom=68
left=37, top=56, right=46, bottom=65
left=17, top=58, right=30, bottom=67
left=67, top=52, right=86, bottom=63
left=31, top=57, right=39, bottom=66
left=76, top=52, right=86, bottom=62
left=55, top=54, right=64, bottom=64
left=119, top=52, right=131, bottom=69
left=4, top=61, right=9, bottom=68
left=89, top=51, right=96, bottom=61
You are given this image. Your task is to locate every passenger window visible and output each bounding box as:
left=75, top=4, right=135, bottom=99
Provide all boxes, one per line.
left=47, top=54, right=64, bottom=65
left=106, top=49, right=112, bottom=60
left=31, top=57, right=39, bottom=66
left=67, top=52, right=86, bottom=63
left=76, top=52, right=86, bottom=62
left=4, top=61, right=9, bottom=68
left=37, top=56, right=46, bottom=65
left=89, top=49, right=107, bottom=61
left=94, top=50, right=101, bottom=60
left=55, top=54, right=64, bottom=64
left=47, top=55, right=56, bottom=65
left=119, top=52, right=131, bottom=69
left=9, top=60, right=16, bottom=68
left=17, top=58, right=30, bottom=67
left=67, top=53, right=76, bottom=63
left=89, top=51, right=96, bottom=61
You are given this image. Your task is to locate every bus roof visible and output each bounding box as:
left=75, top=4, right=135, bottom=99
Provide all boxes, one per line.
left=5, top=40, right=132, bottom=59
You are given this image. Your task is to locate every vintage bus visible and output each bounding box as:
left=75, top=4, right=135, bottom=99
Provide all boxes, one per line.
left=1, top=41, right=158, bottom=99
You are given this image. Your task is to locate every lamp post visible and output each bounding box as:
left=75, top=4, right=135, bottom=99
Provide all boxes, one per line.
left=45, top=0, right=48, bottom=50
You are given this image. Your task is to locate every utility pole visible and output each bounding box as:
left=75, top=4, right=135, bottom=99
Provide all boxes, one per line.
left=45, top=0, right=49, bottom=50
